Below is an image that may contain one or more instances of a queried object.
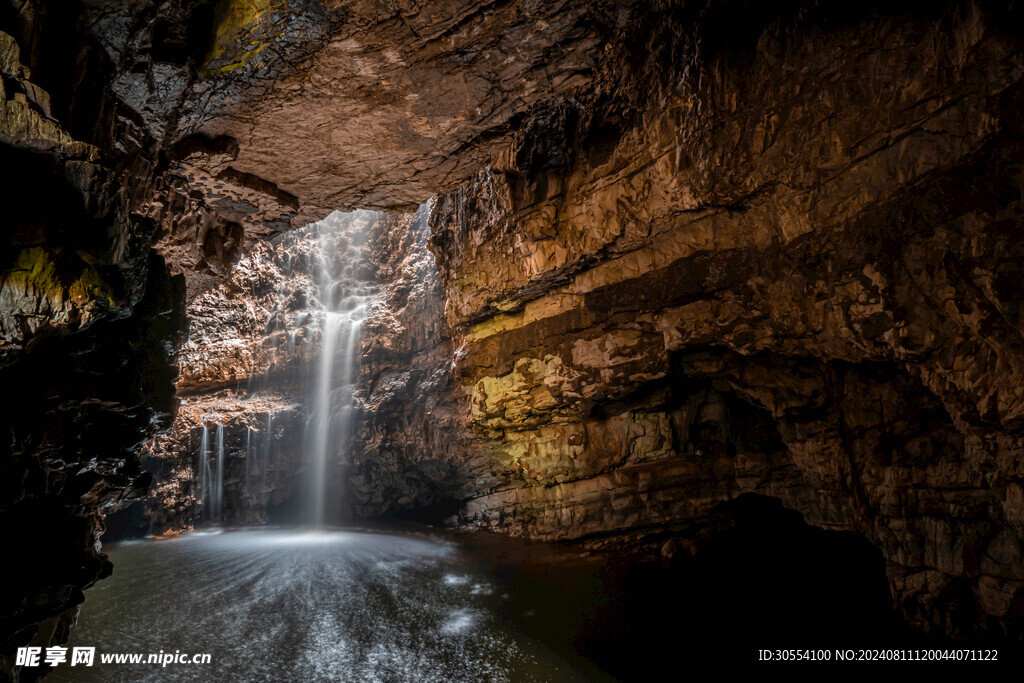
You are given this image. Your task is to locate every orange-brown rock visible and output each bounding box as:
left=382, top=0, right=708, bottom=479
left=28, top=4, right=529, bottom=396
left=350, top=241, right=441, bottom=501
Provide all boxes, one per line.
left=423, top=2, right=1024, bottom=637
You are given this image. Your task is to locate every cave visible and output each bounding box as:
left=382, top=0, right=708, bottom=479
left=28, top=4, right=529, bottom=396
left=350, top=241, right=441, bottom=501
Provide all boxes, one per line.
left=3, top=0, right=1024, bottom=678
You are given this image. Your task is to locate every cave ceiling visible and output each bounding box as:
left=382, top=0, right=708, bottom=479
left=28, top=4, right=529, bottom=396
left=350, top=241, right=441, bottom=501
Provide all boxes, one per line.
left=86, top=0, right=628, bottom=229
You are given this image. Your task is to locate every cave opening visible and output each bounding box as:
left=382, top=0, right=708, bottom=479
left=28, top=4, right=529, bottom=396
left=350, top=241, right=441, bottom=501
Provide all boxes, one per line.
left=660, top=495, right=918, bottom=650
left=487, top=494, right=924, bottom=677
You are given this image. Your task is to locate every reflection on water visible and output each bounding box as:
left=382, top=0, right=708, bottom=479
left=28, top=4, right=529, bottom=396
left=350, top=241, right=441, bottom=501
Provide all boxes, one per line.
left=55, top=528, right=605, bottom=682
left=53, top=497, right=926, bottom=680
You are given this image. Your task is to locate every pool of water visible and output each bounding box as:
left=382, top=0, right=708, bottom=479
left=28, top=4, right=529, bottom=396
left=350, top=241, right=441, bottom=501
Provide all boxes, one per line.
left=52, top=497, right=936, bottom=680
left=53, top=527, right=608, bottom=682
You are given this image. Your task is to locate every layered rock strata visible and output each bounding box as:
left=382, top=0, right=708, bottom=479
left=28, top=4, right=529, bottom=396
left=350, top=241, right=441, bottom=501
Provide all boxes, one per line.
left=427, top=2, right=1024, bottom=637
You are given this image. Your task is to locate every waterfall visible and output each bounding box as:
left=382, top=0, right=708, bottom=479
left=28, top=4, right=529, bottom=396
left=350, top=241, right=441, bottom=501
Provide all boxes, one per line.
left=213, top=424, right=224, bottom=523
left=197, top=424, right=210, bottom=521
left=304, top=211, right=375, bottom=527
left=265, top=411, right=273, bottom=470
left=195, top=422, right=224, bottom=525
left=245, top=425, right=254, bottom=481
left=308, top=311, right=343, bottom=526
left=223, top=210, right=380, bottom=527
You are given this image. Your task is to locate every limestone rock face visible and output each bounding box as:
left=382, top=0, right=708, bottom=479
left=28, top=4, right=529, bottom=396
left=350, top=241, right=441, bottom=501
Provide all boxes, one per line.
left=424, top=3, right=1024, bottom=637
left=0, top=24, right=186, bottom=676
left=351, top=206, right=485, bottom=519
left=0, top=29, right=145, bottom=358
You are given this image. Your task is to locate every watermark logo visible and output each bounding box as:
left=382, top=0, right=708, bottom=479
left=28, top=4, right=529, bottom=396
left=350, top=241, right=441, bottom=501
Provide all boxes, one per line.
left=16, top=647, right=209, bottom=668
left=16, top=647, right=94, bottom=667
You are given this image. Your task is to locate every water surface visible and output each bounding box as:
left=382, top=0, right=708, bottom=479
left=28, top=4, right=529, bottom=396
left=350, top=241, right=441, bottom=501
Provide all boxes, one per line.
left=56, top=527, right=604, bottom=682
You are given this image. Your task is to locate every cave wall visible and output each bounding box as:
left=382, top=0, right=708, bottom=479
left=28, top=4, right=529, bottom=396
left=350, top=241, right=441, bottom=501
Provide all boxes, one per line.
left=0, top=17, right=186, bottom=677
left=349, top=205, right=484, bottom=519
left=425, top=1, right=1024, bottom=637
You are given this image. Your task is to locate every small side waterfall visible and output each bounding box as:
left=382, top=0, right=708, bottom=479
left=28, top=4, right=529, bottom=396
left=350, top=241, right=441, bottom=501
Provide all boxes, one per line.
left=195, top=421, right=225, bottom=526
left=245, top=426, right=252, bottom=478
left=265, top=411, right=273, bottom=460
left=245, top=414, right=275, bottom=496
left=213, top=423, right=224, bottom=522
left=197, top=424, right=210, bottom=519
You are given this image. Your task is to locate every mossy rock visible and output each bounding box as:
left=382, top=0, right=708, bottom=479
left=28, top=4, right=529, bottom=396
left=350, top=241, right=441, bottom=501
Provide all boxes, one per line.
left=4, top=248, right=119, bottom=312
left=202, top=0, right=288, bottom=76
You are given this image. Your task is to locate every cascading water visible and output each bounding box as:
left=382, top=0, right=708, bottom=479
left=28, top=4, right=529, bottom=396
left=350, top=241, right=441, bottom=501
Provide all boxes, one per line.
left=197, top=424, right=209, bottom=520
left=214, top=423, right=224, bottom=522
left=188, top=210, right=381, bottom=528
left=195, top=422, right=225, bottom=526
left=304, top=211, right=376, bottom=526
left=264, top=411, right=273, bottom=470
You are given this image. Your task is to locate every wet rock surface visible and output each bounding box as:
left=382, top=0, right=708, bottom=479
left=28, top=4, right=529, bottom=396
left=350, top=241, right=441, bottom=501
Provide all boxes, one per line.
left=0, top=18, right=186, bottom=677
